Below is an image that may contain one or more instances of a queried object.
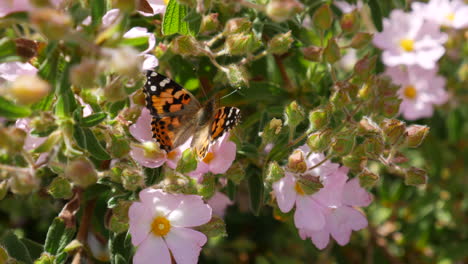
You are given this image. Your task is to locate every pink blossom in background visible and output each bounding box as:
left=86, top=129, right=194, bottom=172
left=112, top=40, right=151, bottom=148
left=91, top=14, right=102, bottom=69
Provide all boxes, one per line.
left=188, top=133, right=237, bottom=179
left=412, top=0, right=468, bottom=29
left=15, top=118, right=47, bottom=151
left=373, top=9, right=447, bottom=69
left=0, top=61, right=37, bottom=84
left=139, top=0, right=167, bottom=16
left=385, top=65, right=448, bottom=120
left=334, top=0, right=363, bottom=14
left=129, top=188, right=212, bottom=264
left=0, top=0, right=62, bottom=17
left=207, top=192, right=233, bottom=218
left=129, top=108, right=188, bottom=168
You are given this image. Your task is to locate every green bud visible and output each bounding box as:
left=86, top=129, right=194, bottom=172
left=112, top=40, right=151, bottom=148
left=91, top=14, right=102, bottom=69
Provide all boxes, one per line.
left=302, top=45, right=322, bottom=61
left=70, top=59, right=98, bottom=89
left=358, top=116, right=381, bottom=135
left=103, top=78, right=128, bottom=103
left=297, top=174, right=323, bottom=195
left=288, top=150, right=307, bottom=173
left=363, top=135, right=385, bottom=158
left=268, top=31, right=294, bottom=55
left=405, top=125, right=429, bottom=148
left=307, top=130, right=332, bottom=152
left=354, top=55, right=377, bottom=80
left=308, top=107, right=329, bottom=132
left=177, top=148, right=198, bottom=174
left=0, top=127, right=26, bottom=153
left=30, top=9, right=72, bottom=40
left=199, top=174, right=215, bottom=199
left=380, top=97, right=402, bottom=118
left=0, top=181, right=7, bottom=200
left=35, top=253, right=55, bottom=264
left=109, top=200, right=131, bottom=233
left=266, top=0, right=304, bottom=22
left=226, top=33, right=261, bottom=55
left=33, top=130, right=62, bottom=153
left=340, top=11, right=359, bottom=33
left=342, top=154, right=367, bottom=172
left=358, top=169, right=379, bottom=188
left=331, top=133, right=355, bottom=156
left=350, top=32, right=373, bottom=49
left=195, top=216, right=227, bottom=237
left=223, top=18, right=252, bottom=35
left=225, top=162, right=245, bottom=184
left=171, top=35, right=203, bottom=56
left=121, top=105, right=142, bottom=124
left=65, top=158, right=98, bottom=188
left=323, top=38, right=341, bottom=64
left=110, top=135, right=131, bottom=158
left=381, top=119, right=407, bottom=146
left=9, top=170, right=39, bottom=195
left=122, top=168, right=144, bottom=191
left=313, top=4, right=333, bottom=30
left=200, top=13, right=220, bottom=34
left=9, top=75, right=51, bottom=105
left=261, top=118, right=283, bottom=144
left=266, top=161, right=284, bottom=183
left=330, top=90, right=350, bottom=110
left=63, top=239, right=82, bottom=253
left=30, top=112, right=57, bottom=137
left=284, top=101, right=305, bottom=129
left=405, top=167, right=427, bottom=186
left=226, top=64, right=249, bottom=87
left=47, top=177, right=73, bottom=199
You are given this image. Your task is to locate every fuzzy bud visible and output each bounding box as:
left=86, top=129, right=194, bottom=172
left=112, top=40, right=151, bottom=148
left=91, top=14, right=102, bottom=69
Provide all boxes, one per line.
left=64, top=158, right=98, bottom=188
left=266, top=161, right=284, bottom=183
left=358, top=169, right=379, bottom=188
left=122, top=167, right=144, bottom=191
left=47, top=177, right=73, bottom=199
left=103, top=47, right=143, bottom=77
left=405, top=167, right=427, bottom=186
left=284, top=101, right=305, bottom=129
left=340, top=11, right=359, bottom=33
left=70, top=59, right=98, bottom=89
left=342, top=154, right=367, bottom=172
left=261, top=118, right=283, bottom=144
left=30, top=112, right=57, bottom=137
left=354, top=55, right=377, bottom=80
left=176, top=148, right=198, bottom=174
left=363, top=135, right=385, bottom=158
left=0, top=127, right=26, bottom=153
left=350, top=32, right=373, bottom=49
left=226, top=33, right=261, bottom=55
left=323, top=38, right=341, bottom=64
left=405, top=125, right=429, bottom=148
left=32, top=130, right=62, bottom=153
left=31, top=9, right=72, bottom=40
left=297, top=174, right=323, bottom=195
left=288, top=149, right=307, bottom=173
left=308, top=107, right=329, bottom=132
left=223, top=18, right=252, bottom=35
left=9, top=169, right=39, bottom=195
left=358, top=116, right=381, bottom=135
left=330, top=89, right=351, bottom=110
left=380, top=97, right=402, bottom=118
left=226, top=64, right=249, bottom=86
left=268, top=31, right=293, bottom=55
left=302, top=46, right=322, bottom=61
left=331, top=133, right=355, bottom=156
left=313, top=4, right=333, bottom=30
left=103, top=79, right=127, bottom=103
left=110, top=135, right=131, bottom=158
left=200, top=13, right=220, bottom=34
left=307, top=130, right=332, bottom=152
left=171, top=35, right=203, bottom=56
left=266, top=0, right=304, bottom=22
left=9, top=75, right=51, bottom=105
left=381, top=119, right=407, bottom=146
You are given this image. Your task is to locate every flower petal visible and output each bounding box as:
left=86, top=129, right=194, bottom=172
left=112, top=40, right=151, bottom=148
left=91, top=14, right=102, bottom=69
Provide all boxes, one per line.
left=294, top=196, right=326, bottom=231
left=168, top=195, right=212, bottom=227
left=309, top=228, right=331, bottom=250
left=133, top=235, right=171, bottom=264
left=329, top=206, right=368, bottom=245
left=272, top=172, right=297, bottom=213
left=165, top=227, right=207, bottom=264
left=130, top=108, right=153, bottom=142
left=128, top=202, right=153, bottom=246
left=342, top=178, right=373, bottom=207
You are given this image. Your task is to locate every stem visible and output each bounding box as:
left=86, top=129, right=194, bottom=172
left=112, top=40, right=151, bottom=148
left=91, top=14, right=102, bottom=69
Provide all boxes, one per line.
left=72, top=199, right=96, bottom=264
left=0, top=164, right=30, bottom=174
left=206, top=32, right=224, bottom=47
left=307, top=153, right=332, bottom=171
left=240, top=50, right=268, bottom=65
left=273, top=54, right=294, bottom=92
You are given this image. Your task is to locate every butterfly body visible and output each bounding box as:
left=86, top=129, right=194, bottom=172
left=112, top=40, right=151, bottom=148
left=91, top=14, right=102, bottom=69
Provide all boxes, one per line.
left=143, top=70, right=240, bottom=158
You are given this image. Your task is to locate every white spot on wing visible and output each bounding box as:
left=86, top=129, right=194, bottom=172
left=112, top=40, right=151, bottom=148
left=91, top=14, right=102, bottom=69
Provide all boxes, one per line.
left=159, top=78, right=170, bottom=87
left=150, top=86, right=156, bottom=91
left=151, top=72, right=158, bottom=77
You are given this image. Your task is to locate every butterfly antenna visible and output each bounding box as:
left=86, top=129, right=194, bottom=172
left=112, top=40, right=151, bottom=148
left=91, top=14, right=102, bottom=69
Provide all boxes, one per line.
left=221, top=86, right=243, bottom=99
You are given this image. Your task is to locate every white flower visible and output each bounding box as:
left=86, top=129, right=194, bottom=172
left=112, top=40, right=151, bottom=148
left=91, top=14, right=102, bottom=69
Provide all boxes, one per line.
left=412, top=0, right=468, bottom=29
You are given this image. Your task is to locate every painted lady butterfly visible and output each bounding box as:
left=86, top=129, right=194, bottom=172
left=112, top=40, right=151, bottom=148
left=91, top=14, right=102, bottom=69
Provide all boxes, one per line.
left=143, top=70, right=241, bottom=158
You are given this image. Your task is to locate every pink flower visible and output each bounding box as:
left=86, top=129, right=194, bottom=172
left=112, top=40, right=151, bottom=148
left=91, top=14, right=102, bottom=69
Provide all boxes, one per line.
left=188, top=133, right=237, bottom=179
left=129, top=108, right=188, bottom=168
left=15, top=118, right=47, bottom=151
left=207, top=192, right=233, bottom=218
left=0, top=0, right=62, bottom=17
left=334, top=0, right=362, bottom=14
left=139, top=0, right=167, bottom=16
left=384, top=65, right=448, bottom=120
left=299, top=178, right=372, bottom=249
left=412, top=0, right=468, bottom=29
left=129, top=188, right=212, bottom=264
left=373, top=9, right=447, bottom=69
left=0, top=61, right=37, bottom=84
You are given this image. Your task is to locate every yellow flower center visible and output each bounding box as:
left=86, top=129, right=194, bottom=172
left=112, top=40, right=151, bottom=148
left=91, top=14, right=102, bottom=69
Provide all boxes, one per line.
left=163, top=0, right=169, bottom=4
left=445, top=13, right=455, bottom=22
left=399, top=38, right=414, bottom=52
left=151, top=216, right=171, bottom=237
left=167, top=150, right=177, bottom=161
left=403, top=85, right=417, bottom=99
left=202, top=152, right=215, bottom=164
left=294, top=182, right=305, bottom=196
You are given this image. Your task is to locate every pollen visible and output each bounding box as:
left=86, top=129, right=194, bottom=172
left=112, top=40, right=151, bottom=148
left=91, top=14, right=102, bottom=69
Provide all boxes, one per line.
left=403, top=85, right=417, bottom=99
left=445, top=13, right=455, bottom=21
left=399, top=38, right=414, bottom=52
left=294, top=182, right=305, bottom=196
left=151, top=216, right=171, bottom=237
left=202, top=152, right=215, bottom=164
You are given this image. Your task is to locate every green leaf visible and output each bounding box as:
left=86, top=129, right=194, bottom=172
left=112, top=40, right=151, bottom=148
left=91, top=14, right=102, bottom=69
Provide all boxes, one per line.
left=0, top=96, right=32, bottom=118
left=368, top=0, right=383, bottom=31
left=91, top=0, right=106, bottom=28
left=144, top=167, right=163, bottom=186
left=80, top=112, right=107, bottom=127
left=44, top=218, right=76, bottom=255
left=20, top=238, right=43, bottom=261
left=162, top=0, right=190, bottom=36
left=109, top=232, right=132, bottom=264
left=247, top=165, right=263, bottom=216
left=54, top=91, right=76, bottom=118
left=73, top=125, right=86, bottom=149
left=82, top=128, right=111, bottom=160
left=1, top=231, right=33, bottom=264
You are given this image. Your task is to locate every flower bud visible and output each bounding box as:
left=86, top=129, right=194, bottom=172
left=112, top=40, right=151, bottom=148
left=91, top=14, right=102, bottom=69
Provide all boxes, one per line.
left=0, top=127, right=26, bottom=153
left=358, top=169, right=379, bottom=188
left=200, top=13, right=220, bottom=34
left=268, top=31, right=293, bottom=55
left=381, top=119, right=406, bottom=146
left=9, top=75, right=51, bottom=105
left=103, top=47, right=143, bottom=77
left=405, top=167, right=427, bottom=186
left=171, top=35, right=203, bottom=56
left=31, top=9, right=72, bottom=40
left=9, top=169, right=39, bottom=195
left=405, top=125, right=429, bottom=148
left=47, top=177, right=73, bottom=199
left=226, top=33, right=261, bottom=55
left=0, top=181, right=8, bottom=201
left=288, top=149, right=307, bottom=173
left=103, top=79, right=127, bottom=103
left=261, top=118, right=283, bottom=144
left=350, top=32, right=373, bottom=49
left=64, top=158, right=98, bottom=188
left=284, top=101, right=305, bottom=129
left=224, top=18, right=252, bottom=35
left=302, top=46, right=322, bottom=61
left=122, top=167, right=144, bottom=191
left=30, top=112, right=57, bottom=137
left=323, top=38, right=341, bottom=64
left=340, top=11, right=359, bottom=33
left=70, top=59, right=98, bottom=89
left=121, top=106, right=142, bottom=125
left=195, top=216, right=227, bottom=237
left=330, top=89, right=350, bottom=110
left=266, top=0, right=304, bottom=22
left=331, top=133, right=355, bottom=156
left=225, top=162, right=245, bottom=184
left=358, top=116, right=381, bottom=135
left=342, top=154, right=367, bottom=172
left=266, top=161, right=284, bottom=183
left=307, top=130, right=332, bottom=152
left=176, top=148, right=198, bottom=174
left=297, top=174, right=323, bottom=195
left=358, top=82, right=371, bottom=100
left=313, top=4, right=333, bottom=30
left=363, top=135, right=385, bottom=158
left=308, top=107, right=329, bottom=132
left=354, top=55, right=377, bottom=80
left=154, top=43, right=168, bottom=58
left=226, top=64, right=249, bottom=86
left=380, top=97, right=401, bottom=118
left=110, top=135, right=131, bottom=158
left=35, top=254, right=55, bottom=264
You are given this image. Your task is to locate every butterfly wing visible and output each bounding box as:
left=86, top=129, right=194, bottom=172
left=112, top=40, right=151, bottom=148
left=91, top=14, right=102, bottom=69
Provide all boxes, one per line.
left=144, top=71, right=201, bottom=151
